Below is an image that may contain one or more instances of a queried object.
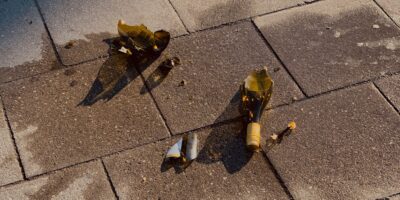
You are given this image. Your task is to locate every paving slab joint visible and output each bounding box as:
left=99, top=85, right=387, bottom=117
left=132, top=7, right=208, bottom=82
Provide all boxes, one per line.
left=167, top=0, right=190, bottom=33
left=134, top=67, right=174, bottom=137
left=250, top=20, right=308, bottom=98
left=0, top=96, right=27, bottom=180
left=376, top=192, right=400, bottom=200
left=373, top=0, right=400, bottom=29
left=372, top=82, right=400, bottom=115
left=32, top=0, right=65, bottom=67
left=260, top=150, right=294, bottom=200
left=303, top=68, right=400, bottom=102
left=101, top=159, right=120, bottom=200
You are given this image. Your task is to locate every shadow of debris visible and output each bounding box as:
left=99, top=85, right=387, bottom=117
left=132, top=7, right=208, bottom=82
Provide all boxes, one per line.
left=140, top=56, right=180, bottom=95
left=196, top=90, right=253, bottom=174
left=79, top=34, right=170, bottom=106
left=160, top=90, right=251, bottom=174
left=160, top=156, right=194, bottom=174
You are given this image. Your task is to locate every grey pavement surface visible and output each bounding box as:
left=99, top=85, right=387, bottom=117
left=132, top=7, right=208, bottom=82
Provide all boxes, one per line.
left=376, top=0, right=400, bottom=26
left=104, top=122, right=289, bottom=200
left=0, top=59, right=169, bottom=177
left=170, top=0, right=317, bottom=32
left=261, top=84, right=400, bottom=200
left=37, top=0, right=187, bottom=65
left=0, top=99, right=23, bottom=186
left=0, top=0, right=399, bottom=199
left=0, top=0, right=57, bottom=83
left=0, top=161, right=116, bottom=199
left=254, top=0, right=400, bottom=96
left=376, top=74, right=400, bottom=111
left=141, top=21, right=303, bottom=134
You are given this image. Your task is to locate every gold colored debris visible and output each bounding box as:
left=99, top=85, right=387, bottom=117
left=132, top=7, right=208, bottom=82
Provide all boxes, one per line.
left=266, top=121, right=297, bottom=152
left=241, top=67, right=274, bottom=151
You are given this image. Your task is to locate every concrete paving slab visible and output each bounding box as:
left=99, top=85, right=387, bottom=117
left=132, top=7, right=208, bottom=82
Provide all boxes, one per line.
left=170, top=0, right=316, bottom=32
left=0, top=161, right=116, bottom=199
left=254, top=0, right=400, bottom=96
left=0, top=0, right=58, bottom=83
left=389, top=194, right=400, bottom=200
left=36, top=0, right=187, bottom=65
left=0, top=98, right=23, bottom=186
left=260, top=84, right=400, bottom=200
left=104, top=122, right=289, bottom=200
left=375, top=74, right=400, bottom=111
left=376, top=0, right=400, bottom=26
left=140, top=22, right=304, bottom=134
left=0, top=59, right=170, bottom=177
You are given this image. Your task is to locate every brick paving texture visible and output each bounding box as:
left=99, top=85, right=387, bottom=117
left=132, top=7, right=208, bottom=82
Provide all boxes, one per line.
left=0, top=0, right=399, bottom=199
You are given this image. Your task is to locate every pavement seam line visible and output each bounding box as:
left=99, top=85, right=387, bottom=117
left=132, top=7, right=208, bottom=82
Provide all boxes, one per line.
left=133, top=67, right=174, bottom=137
left=101, top=159, right=120, bottom=200
left=373, top=0, right=400, bottom=29
left=31, top=0, right=325, bottom=68
left=250, top=19, right=308, bottom=97
left=260, top=150, right=295, bottom=200
left=0, top=80, right=386, bottom=190
left=3, top=16, right=400, bottom=88
left=32, top=0, right=65, bottom=67
left=5, top=0, right=325, bottom=72
left=167, top=0, right=190, bottom=33
left=0, top=95, right=27, bottom=180
left=376, top=192, right=400, bottom=200
left=182, top=0, right=326, bottom=33
left=372, top=82, right=400, bottom=115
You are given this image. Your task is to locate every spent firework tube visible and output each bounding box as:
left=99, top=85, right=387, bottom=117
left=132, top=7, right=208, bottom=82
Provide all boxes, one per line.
left=241, top=67, right=273, bottom=151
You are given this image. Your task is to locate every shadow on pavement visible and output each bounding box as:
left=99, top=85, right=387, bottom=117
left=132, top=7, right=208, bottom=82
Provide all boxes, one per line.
left=161, top=90, right=252, bottom=174
left=79, top=35, right=169, bottom=106
left=140, top=57, right=180, bottom=95
left=197, top=90, right=253, bottom=174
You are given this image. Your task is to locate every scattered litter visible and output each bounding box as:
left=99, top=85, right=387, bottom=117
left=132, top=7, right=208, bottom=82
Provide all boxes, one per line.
left=163, top=132, right=198, bottom=172
left=241, top=67, right=273, bottom=151
left=64, top=41, right=76, bottom=49
left=116, top=20, right=170, bottom=54
left=266, top=121, right=297, bottom=152
left=372, top=24, right=380, bottom=29
left=118, top=46, right=132, bottom=55
left=80, top=20, right=171, bottom=105
left=160, top=56, right=180, bottom=70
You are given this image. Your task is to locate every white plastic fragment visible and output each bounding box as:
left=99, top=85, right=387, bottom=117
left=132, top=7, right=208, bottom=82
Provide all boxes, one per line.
left=186, top=132, right=198, bottom=160
left=166, top=138, right=182, bottom=158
